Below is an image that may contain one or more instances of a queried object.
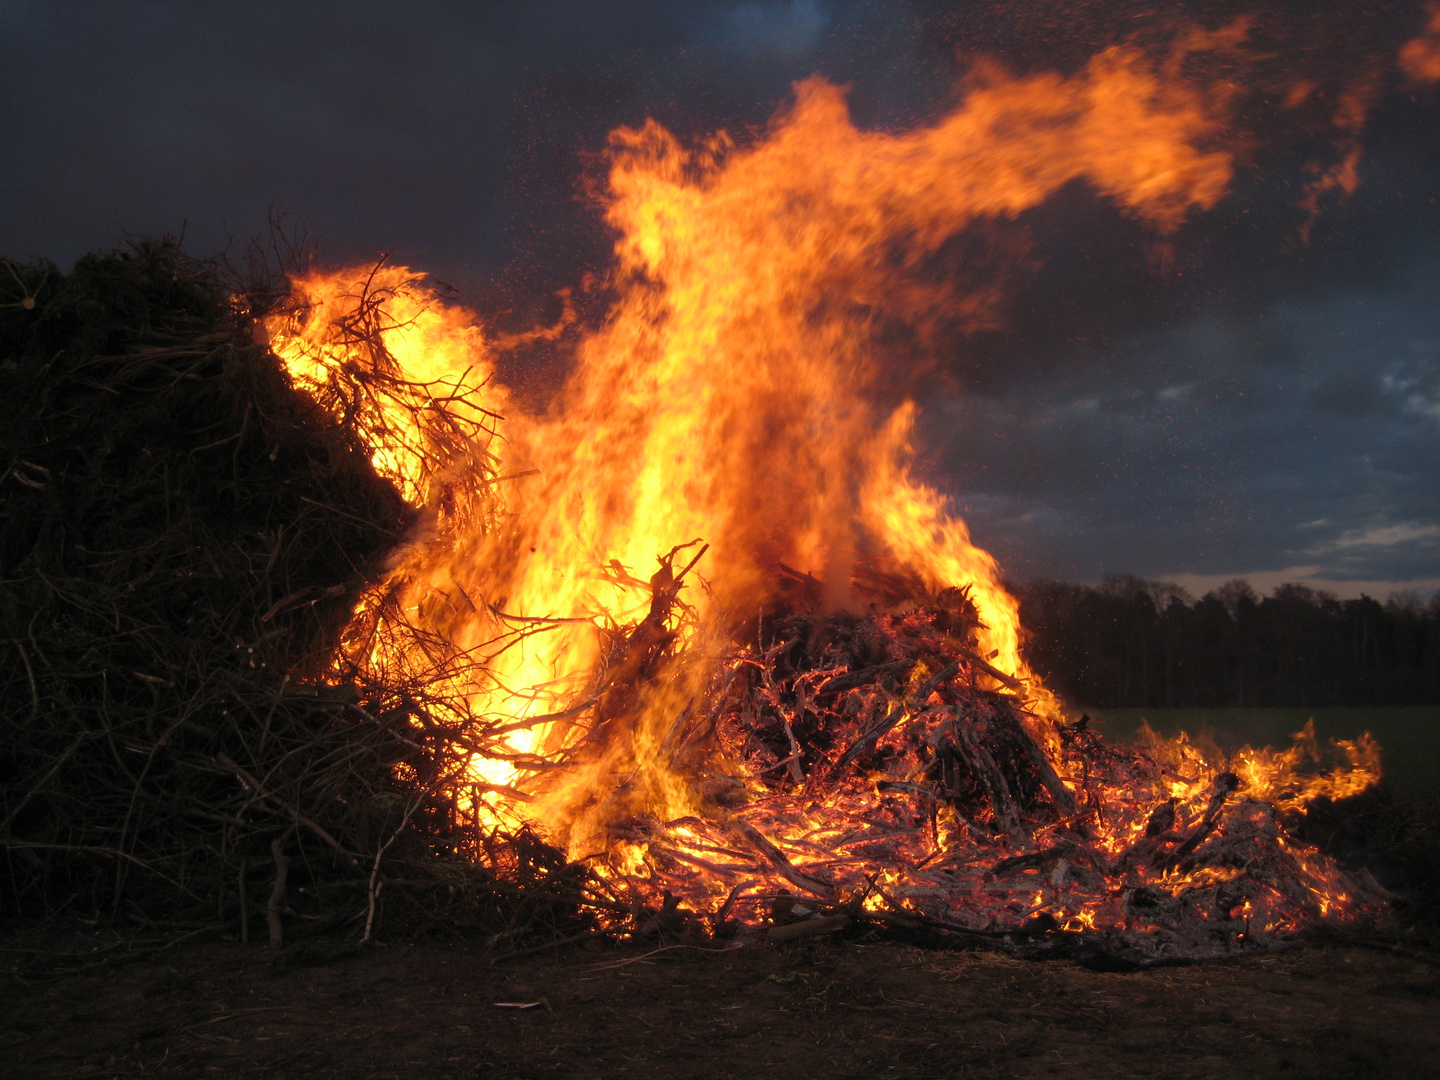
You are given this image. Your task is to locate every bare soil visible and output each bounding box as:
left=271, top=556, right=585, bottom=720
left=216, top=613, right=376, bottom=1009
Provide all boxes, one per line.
left=4, top=929, right=1438, bottom=1079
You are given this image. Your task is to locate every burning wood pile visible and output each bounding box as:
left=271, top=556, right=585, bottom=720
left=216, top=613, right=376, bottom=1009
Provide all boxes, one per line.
left=254, top=34, right=1403, bottom=957
left=544, top=561, right=1388, bottom=964
left=12, top=27, right=1412, bottom=960
left=0, top=243, right=1394, bottom=963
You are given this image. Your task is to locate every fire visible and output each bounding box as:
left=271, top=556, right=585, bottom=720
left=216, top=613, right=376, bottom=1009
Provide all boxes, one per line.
left=1231, top=720, right=1382, bottom=810
left=272, top=264, right=504, bottom=508
left=266, top=29, right=1386, bottom=956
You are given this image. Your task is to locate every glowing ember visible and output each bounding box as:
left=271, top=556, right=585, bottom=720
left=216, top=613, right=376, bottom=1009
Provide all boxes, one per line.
left=265, top=27, right=1387, bottom=958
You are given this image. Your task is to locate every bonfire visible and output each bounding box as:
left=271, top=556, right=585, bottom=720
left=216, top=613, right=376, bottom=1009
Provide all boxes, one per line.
left=255, top=28, right=1388, bottom=964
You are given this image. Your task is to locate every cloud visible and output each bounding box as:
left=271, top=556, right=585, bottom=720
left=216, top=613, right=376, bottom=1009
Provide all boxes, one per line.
left=1331, top=522, right=1440, bottom=548
left=713, top=0, right=829, bottom=56
left=0, top=0, right=910, bottom=278
left=931, top=256, right=1440, bottom=589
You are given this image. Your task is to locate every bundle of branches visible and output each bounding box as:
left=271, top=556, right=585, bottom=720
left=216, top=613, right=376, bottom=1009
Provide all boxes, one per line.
left=0, top=242, right=599, bottom=945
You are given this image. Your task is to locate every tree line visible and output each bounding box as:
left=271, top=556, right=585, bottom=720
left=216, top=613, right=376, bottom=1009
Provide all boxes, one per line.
left=1014, top=577, right=1440, bottom=708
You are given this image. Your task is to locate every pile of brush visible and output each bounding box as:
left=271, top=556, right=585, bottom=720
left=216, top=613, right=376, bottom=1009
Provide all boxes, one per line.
left=3, top=242, right=1425, bottom=967
left=0, top=242, right=599, bottom=946
left=586, top=568, right=1391, bottom=964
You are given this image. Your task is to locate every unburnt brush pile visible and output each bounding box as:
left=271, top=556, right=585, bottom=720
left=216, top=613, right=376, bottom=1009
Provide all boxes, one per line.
left=0, top=243, right=598, bottom=945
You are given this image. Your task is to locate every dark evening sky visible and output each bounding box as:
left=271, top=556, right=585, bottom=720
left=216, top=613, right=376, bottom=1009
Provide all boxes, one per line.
left=4, top=0, right=1438, bottom=599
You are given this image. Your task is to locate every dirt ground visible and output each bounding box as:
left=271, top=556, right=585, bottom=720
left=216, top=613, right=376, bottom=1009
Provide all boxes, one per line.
left=4, top=927, right=1438, bottom=1080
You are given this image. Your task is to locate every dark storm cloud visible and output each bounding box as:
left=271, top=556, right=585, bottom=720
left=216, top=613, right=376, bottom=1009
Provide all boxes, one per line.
left=3, top=0, right=1437, bottom=593
left=707, top=0, right=829, bottom=55
left=0, top=0, right=695, bottom=272
left=933, top=256, right=1440, bottom=592
left=0, top=0, right=930, bottom=278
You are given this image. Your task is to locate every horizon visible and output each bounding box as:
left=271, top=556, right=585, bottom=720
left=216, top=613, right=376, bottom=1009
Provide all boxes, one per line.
left=1021, top=570, right=1440, bottom=605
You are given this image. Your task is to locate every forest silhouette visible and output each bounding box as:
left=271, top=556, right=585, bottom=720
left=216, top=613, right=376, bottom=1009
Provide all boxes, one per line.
left=1018, top=577, right=1440, bottom=708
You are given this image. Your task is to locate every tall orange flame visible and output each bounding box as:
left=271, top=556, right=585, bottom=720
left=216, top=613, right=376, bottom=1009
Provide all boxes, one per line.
left=272, top=38, right=1263, bottom=855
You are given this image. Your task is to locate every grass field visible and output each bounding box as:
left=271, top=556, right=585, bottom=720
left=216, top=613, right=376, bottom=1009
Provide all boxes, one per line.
left=1081, top=707, right=1440, bottom=796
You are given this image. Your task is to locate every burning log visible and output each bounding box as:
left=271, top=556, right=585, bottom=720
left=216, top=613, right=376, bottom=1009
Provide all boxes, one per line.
left=817, top=658, right=916, bottom=698
left=951, top=714, right=1029, bottom=843
left=733, top=821, right=837, bottom=900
